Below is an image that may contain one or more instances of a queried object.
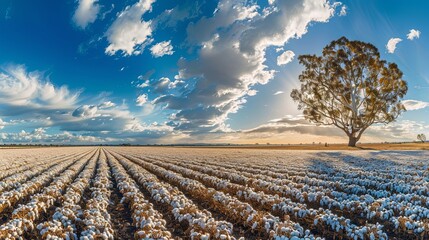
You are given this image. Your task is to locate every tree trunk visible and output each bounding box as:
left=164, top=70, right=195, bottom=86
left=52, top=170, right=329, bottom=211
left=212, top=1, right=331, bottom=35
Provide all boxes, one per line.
left=348, top=136, right=358, bottom=147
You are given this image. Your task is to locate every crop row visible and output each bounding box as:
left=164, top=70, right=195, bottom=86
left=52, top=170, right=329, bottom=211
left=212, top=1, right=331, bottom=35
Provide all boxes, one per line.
left=0, top=150, right=94, bottom=239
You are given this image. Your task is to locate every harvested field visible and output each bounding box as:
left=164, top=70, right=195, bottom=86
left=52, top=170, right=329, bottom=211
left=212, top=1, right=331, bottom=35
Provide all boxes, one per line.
left=0, top=147, right=427, bottom=239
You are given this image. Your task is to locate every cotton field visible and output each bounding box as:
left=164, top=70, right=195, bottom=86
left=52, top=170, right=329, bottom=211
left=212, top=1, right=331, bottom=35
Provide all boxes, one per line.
left=0, top=147, right=427, bottom=240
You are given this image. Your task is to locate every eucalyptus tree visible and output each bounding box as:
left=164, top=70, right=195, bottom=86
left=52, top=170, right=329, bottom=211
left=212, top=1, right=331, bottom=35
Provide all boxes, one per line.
left=417, top=134, right=426, bottom=143
left=291, top=37, right=408, bottom=147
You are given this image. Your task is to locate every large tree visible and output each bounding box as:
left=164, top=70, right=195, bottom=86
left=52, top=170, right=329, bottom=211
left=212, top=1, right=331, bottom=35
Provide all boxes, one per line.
left=291, top=37, right=408, bottom=147
left=417, top=134, right=426, bottom=143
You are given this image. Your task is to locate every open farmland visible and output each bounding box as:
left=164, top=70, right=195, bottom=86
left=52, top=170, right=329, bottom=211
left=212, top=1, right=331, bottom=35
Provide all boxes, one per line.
left=0, top=147, right=427, bottom=239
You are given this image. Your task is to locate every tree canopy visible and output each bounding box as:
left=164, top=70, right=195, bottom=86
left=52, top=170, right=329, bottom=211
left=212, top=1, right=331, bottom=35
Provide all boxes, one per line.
left=291, top=37, right=408, bottom=147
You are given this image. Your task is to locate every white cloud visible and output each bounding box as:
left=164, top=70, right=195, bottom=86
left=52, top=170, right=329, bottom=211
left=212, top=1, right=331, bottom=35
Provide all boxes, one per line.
left=277, top=50, right=295, bottom=66
left=137, top=80, right=150, bottom=88
left=98, top=101, right=116, bottom=109
left=73, top=0, right=100, bottom=29
left=386, top=38, right=402, bottom=53
left=339, top=5, right=347, bottom=16
left=0, top=119, right=7, bottom=130
left=143, top=77, right=185, bottom=94
left=151, top=77, right=171, bottom=93
left=273, top=91, right=284, bottom=95
left=403, top=99, right=429, bottom=111
left=72, top=105, right=99, bottom=118
left=0, top=128, right=106, bottom=144
left=65, top=103, right=146, bottom=133
left=407, top=29, right=421, bottom=40
left=0, top=65, right=79, bottom=111
left=105, top=0, right=155, bottom=56
left=150, top=40, right=174, bottom=58
left=239, top=0, right=334, bottom=55
left=136, top=94, right=148, bottom=106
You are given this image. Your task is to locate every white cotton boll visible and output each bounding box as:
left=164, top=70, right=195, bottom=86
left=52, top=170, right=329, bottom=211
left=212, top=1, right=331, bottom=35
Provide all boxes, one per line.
left=252, top=222, right=258, bottom=229
left=405, top=221, right=414, bottom=229
left=305, top=229, right=310, bottom=236
left=291, top=230, right=300, bottom=236
left=265, top=221, right=271, bottom=231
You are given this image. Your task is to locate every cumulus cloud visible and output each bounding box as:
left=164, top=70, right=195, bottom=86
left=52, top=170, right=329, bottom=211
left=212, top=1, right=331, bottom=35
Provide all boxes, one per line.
left=150, top=40, right=174, bottom=57
left=153, top=0, right=336, bottom=134
left=407, top=29, right=421, bottom=40
left=105, top=0, right=155, bottom=56
left=134, top=93, right=155, bottom=115
left=98, top=101, right=116, bottom=109
left=73, top=0, right=100, bottom=29
left=277, top=50, right=295, bottom=66
left=151, top=77, right=171, bottom=93
left=403, top=99, right=429, bottom=111
left=0, top=119, right=7, bottom=130
left=386, top=38, right=402, bottom=53
left=239, top=0, right=334, bottom=55
left=136, top=94, right=148, bottom=106
left=72, top=105, right=99, bottom=118
left=64, top=101, right=158, bottom=133
left=137, top=80, right=150, bottom=88
left=0, top=128, right=106, bottom=144
left=141, top=77, right=184, bottom=94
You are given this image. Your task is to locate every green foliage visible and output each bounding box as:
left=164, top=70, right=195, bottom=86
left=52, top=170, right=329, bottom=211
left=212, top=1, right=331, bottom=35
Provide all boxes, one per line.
left=291, top=37, right=408, bottom=146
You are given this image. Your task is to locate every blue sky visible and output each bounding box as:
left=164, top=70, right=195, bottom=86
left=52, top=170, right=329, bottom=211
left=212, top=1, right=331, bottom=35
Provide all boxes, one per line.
left=0, top=0, right=427, bottom=144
